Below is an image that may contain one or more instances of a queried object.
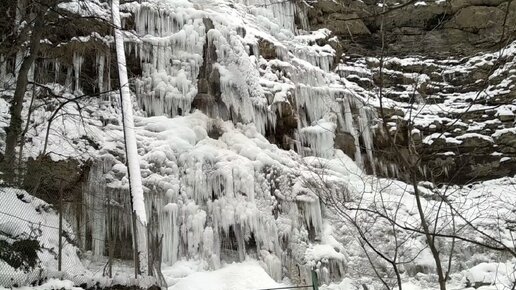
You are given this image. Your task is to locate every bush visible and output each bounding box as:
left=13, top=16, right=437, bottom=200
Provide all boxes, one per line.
left=0, top=238, right=41, bottom=272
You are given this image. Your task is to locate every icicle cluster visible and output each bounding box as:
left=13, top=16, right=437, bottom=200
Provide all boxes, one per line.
left=128, top=4, right=206, bottom=117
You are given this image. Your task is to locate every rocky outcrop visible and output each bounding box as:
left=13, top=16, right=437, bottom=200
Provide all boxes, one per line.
left=307, top=0, right=371, bottom=36
left=192, top=18, right=230, bottom=120
left=307, top=0, right=516, bottom=56
left=337, top=42, right=516, bottom=183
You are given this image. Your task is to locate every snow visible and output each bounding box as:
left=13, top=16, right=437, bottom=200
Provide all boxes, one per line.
left=493, top=128, right=516, bottom=138
left=463, top=262, right=516, bottom=287
left=166, top=261, right=282, bottom=290
left=321, top=278, right=357, bottom=290
left=0, top=188, right=86, bottom=287
left=0, top=279, right=82, bottom=290
left=495, top=105, right=514, bottom=117
left=456, top=133, right=493, bottom=143
left=305, top=244, right=346, bottom=265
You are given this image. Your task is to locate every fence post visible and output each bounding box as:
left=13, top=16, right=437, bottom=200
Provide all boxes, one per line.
left=311, top=269, right=319, bottom=290
left=58, top=185, right=63, bottom=272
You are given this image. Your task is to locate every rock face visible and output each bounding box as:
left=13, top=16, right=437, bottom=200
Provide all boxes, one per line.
left=336, top=43, right=516, bottom=183
left=308, top=0, right=516, bottom=56
left=192, top=18, right=230, bottom=120
left=308, top=0, right=516, bottom=184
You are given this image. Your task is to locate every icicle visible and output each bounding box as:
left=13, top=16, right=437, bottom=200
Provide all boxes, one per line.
left=163, top=203, right=180, bottom=264
left=97, top=55, right=105, bottom=93
left=65, top=66, right=73, bottom=92
left=358, top=104, right=375, bottom=174
left=293, top=47, right=334, bottom=72
left=303, top=199, right=323, bottom=237
left=73, top=52, right=84, bottom=94
left=234, top=224, right=246, bottom=261
left=299, top=118, right=336, bottom=158
left=131, top=5, right=205, bottom=117
left=260, top=250, right=282, bottom=281
left=53, top=60, right=59, bottom=84
left=342, top=98, right=363, bottom=167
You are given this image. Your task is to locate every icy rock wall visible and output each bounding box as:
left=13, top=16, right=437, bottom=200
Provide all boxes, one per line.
left=128, top=3, right=205, bottom=117
left=119, top=0, right=377, bottom=162
left=71, top=0, right=380, bottom=283
left=78, top=114, right=343, bottom=282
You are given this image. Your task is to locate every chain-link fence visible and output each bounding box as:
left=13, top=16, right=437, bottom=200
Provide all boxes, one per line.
left=0, top=187, right=80, bottom=287
left=0, top=186, right=165, bottom=288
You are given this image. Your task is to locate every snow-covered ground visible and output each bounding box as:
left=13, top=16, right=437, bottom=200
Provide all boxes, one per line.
left=0, top=188, right=85, bottom=287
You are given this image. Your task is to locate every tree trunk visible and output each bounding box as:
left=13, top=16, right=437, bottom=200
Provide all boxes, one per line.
left=3, top=9, right=45, bottom=183
left=111, top=0, right=149, bottom=276
left=411, top=173, right=447, bottom=290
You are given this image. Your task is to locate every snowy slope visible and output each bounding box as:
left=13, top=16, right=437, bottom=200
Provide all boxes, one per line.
left=0, top=188, right=85, bottom=287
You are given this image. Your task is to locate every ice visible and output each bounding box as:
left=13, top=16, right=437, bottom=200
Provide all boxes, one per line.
left=127, top=2, right=205, bottom=118
left=341, top=98, right=364, bottom=167
left=300, top=117, right=337, bottom=158
left=358, top=104, right=375, bottom=173
left=96, top=54, right=105, bottom=92
left=163, top=203, right=180, bottom=264
left=72, top=52, right=84, bottom=94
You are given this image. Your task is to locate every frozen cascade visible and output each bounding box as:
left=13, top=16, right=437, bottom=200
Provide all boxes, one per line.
left=77, top=113, right=362, bottom=283
left=64, top=0, right=384, bottom=284
left=291, top=45, right=335, bottom=72
left=126, top=4, right=206, bottom=117
left=209, top=26, right=276, bottom=134
left=0, top=0, right=387, bottom=284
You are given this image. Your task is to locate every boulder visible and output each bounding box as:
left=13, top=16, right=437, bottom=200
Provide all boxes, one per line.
left=445, top=6, right=505, bottom=32
left=494, top=131, right=516, bottom=153
left=335, top=132, right=357, bottom=158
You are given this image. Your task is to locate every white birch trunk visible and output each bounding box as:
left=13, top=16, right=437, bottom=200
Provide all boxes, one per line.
left=111, top=0, right=149, bottom=276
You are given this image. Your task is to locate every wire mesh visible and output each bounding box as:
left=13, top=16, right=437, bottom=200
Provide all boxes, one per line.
left=0, top=186, right=157, bottom=288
